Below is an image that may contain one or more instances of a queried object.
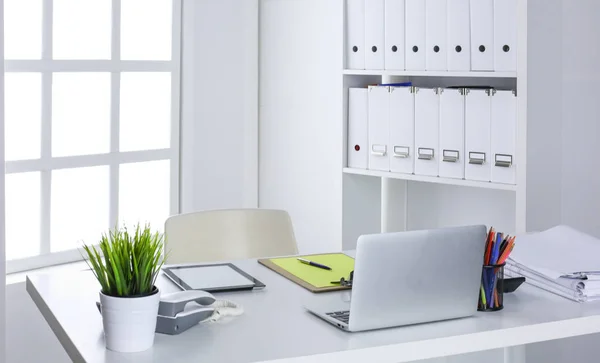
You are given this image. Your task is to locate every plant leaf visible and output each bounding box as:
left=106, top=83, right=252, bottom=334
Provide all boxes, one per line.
left=83, top=222, right=165, bottom=297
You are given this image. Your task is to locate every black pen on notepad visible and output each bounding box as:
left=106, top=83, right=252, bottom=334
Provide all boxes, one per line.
left=297, top=258, right=332, bottom=271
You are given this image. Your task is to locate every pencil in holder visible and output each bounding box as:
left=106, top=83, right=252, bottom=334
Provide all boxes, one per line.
left=478, top=263, right=505, bottom=311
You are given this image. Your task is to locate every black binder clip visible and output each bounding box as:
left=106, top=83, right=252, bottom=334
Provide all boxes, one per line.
left=331, top=270, right=354, bottom=287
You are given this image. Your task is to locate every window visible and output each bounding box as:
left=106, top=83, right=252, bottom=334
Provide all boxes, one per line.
left=4, top=0, right=181, bottom=273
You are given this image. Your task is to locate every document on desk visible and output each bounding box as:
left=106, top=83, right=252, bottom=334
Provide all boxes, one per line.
left=510, top=225, right=600, bottom=279
left=507, top=225, right=600, bottom=302
left=505, top=267, right=586, bottom=302
left=258, top=253, right=355, bottom=293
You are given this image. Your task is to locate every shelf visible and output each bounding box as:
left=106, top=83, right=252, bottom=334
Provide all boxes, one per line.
left=343, top=168, right=517, bottom=192
left=342, top=69, right=517, bottom=79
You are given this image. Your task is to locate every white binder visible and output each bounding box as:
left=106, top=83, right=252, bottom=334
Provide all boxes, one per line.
left=389, top=86, right=415, bottom=174
left=494, top=0, right=517, bottom=72
left=346, top=0, right=365, bottom=70
left=365, top=0, right=385, bottom=70
left=447, top=0, right=471, bottom=71
left=414, top=88, right=440, bottom=177
left=347, top=88, right=369, bottom=169
left=368, top=86, right=390, bottom=171
left=470, top=0, right=494, bottom=71
left=405, top=0, right=426, bottom=71
left=425, top=0, right=448, bottom=71
left=491, top=90, right=517, bottom=184
left=465, top=89, right=492, bottom=182
left=385, top=0, right=405, bottom=70
left=439, top=88, right=465, bottom=179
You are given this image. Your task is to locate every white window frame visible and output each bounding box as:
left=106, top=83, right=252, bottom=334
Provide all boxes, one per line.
left=5, top=0, right=182, bottom=274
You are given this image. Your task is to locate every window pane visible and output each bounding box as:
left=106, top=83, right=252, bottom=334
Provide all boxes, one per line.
left=6, top=172, right=41, bottom=260
left=52, top=73, right=111, bottom=157
left=4, top=0, right=42, bottom=59
left=53, top=0, right=111, bottom=59
left=120, top=73, right=171, bottom=151
left=51, top=166, right=109, bottom=252
left=119, top=160, right=170, bottom=232
left=121, top=0, right=172, bottom=60
left=5, top=73, right=42, bottom=161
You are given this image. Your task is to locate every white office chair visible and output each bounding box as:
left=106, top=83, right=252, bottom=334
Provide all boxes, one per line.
left=164, top=209, right=299, bottom=264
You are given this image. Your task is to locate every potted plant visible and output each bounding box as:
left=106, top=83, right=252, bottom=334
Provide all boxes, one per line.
left=82, top=223, right=165, bottom=353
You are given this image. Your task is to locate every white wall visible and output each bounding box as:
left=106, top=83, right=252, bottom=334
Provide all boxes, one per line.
left=523, top=1, right=600, bottom=362
left=180, top=0, right=258, bottom=213
left=559, top=0, right=600, bottom=238
left=525, top=0, right=600, bottom=239
left=525, top=0, right=563, bottom=233
left=1, top=0, right=6, bottom=357
left=258, top=0, right=344, bottom=253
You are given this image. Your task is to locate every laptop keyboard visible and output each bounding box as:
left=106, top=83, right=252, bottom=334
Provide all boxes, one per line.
left=326, top=310, right=350, bottom=324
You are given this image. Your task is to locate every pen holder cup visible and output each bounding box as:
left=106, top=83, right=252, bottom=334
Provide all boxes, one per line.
left=478, top=263, right=505, bottom=312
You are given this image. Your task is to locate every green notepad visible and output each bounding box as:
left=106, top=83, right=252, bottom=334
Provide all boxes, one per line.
left=266, top=253, right=355, bottom=290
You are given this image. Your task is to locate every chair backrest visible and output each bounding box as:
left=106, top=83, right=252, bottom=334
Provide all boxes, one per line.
left=164, top=209, right=299, bottom=264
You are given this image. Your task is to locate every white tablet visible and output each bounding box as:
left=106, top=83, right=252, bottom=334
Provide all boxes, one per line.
left=163, top=263, right=265, bottom=292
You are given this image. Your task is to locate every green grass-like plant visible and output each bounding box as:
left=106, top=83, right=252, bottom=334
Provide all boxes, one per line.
left=81, top=224, right=165, bottom=297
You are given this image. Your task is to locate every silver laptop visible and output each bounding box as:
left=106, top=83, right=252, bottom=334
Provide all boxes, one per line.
left=306, top=225, right=487, bottom=332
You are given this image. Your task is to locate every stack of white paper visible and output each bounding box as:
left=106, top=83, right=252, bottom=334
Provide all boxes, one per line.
left=506, top=225, right=600, bottom=302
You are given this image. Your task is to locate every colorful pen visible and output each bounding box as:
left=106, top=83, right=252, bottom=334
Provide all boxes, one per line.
left=480, top=285, right=487, bottom=307
left=484, top=228, right=495, bottom=264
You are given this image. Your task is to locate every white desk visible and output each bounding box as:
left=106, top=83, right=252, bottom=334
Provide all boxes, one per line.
left=26, top=253, right=600, bottom=363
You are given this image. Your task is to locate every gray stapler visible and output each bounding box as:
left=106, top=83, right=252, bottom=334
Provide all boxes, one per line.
left=96, top=290, right=217, bottom=335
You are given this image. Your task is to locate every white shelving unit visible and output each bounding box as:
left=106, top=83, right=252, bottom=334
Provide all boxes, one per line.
left=342, top=69, right=517, bottom=78
left=341, top=1, right=528, bottom=249
left=343, top=168, right=517, bottom=192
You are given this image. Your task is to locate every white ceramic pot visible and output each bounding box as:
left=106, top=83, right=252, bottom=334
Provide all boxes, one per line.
left=99, top=287, right=160, bottom=353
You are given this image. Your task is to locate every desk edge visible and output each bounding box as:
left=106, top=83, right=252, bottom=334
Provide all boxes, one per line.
left=26, top=276, right=88, bottom=363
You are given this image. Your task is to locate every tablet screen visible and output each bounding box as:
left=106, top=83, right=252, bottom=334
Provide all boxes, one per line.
left=168, top=264, right=255, bottom=290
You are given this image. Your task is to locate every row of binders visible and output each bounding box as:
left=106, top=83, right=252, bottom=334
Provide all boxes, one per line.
left=347, top=85, right=516, bottom=184
left=346, top=0, right=517, bottom=71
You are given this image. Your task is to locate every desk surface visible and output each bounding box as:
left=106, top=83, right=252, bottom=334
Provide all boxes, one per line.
left=27, top=253, right=600, bottom=363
